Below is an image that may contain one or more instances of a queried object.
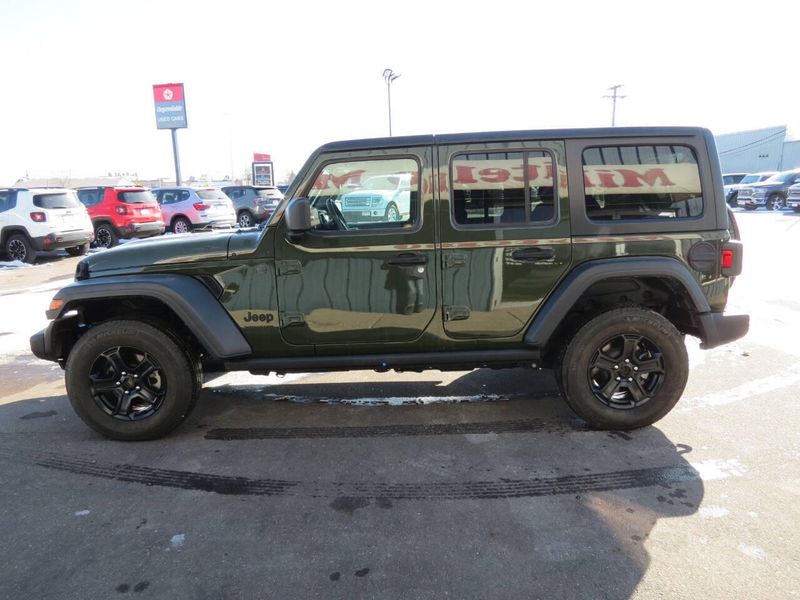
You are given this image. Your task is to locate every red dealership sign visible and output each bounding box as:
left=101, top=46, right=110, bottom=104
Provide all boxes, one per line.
left=253, top=153, right=272, bottom=162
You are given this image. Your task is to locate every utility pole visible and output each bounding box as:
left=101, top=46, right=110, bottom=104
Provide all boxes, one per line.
left=382, top=68, right=400, bottom=136
left=603, top=84, right=626, bottom=127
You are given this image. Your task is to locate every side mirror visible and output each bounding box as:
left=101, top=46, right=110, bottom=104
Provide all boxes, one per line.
left=285, top=197, right=312, bottom=240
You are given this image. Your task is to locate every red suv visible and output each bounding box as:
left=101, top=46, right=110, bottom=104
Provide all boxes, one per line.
left=75, top=187, right=165, bottom=248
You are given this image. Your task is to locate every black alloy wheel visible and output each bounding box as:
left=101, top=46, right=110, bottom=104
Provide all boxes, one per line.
left=65, top=319, right=200, bottom=440
left=89, top=346, right=167, bottom=421
left=587, top=334, right=665, bottom=409
left=6, top=234, right=33, bottom=263
left=559, top=307, right=689, bottom=430
left=95, top=224, right=117, bottom=248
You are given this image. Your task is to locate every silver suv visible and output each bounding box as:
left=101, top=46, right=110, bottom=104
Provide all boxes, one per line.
left=153, top=187, right=236, bottom=233
left=221, top=186, right=284, bottom=227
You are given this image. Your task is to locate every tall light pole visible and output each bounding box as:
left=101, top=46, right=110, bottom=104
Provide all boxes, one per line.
left=603, top=84, right=626, bottom=126
left=383, top=68, right=400, bottom=136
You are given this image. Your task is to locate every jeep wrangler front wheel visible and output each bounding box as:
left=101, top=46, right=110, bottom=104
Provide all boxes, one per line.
left=65, top=320, right=200, bottom=440
left=560, top=307, right=689, bottom=430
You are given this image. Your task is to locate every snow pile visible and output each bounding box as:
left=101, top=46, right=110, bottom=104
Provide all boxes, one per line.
left=0, top=260, right=33, bottom=270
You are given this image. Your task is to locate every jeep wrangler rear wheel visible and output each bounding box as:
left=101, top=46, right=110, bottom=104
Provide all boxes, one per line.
left=560, top=307, right=688, bottom=430
left=65, top=320, right=200, bottom=440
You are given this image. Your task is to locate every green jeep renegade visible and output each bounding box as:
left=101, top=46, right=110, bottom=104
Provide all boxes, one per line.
left=31, top=127, right=748, bottom=440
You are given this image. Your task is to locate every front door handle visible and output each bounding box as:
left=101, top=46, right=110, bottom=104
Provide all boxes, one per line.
left=385, top=253, right=428, bottom=267
left=511, top=248, right=555, bottom=262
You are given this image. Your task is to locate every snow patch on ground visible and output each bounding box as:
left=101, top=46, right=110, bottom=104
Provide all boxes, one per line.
left=699, top=505, right=730, bottom=519
left=680, top=363, right=800, bottom=411
left=690, top=459, right=746, bottom=481
left=0, top=260, right=33, bottom=270
left=737, top=543, right=766, bottom=560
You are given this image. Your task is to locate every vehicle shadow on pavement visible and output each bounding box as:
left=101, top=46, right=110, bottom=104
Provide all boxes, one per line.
left=0, top=368, right=703, bottom=598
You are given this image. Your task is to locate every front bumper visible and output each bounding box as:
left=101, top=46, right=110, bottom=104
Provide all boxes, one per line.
left=698, top=313, right=749, bottom=349
left=30, top=315, right=80, bottom=363
left=30, top=230, right=94, bottom=252
left=737, top=197, right=764, bottom=207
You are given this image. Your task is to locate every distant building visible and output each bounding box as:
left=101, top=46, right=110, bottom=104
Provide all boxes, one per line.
left=11, top=176, right=136, bottom=189
left=715, top=126, right=800, bottom=174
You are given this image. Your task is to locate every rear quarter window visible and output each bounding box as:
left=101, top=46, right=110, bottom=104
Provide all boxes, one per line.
left=582, top=145, right=703, bottom=220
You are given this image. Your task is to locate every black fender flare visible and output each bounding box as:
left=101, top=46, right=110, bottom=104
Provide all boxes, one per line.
left=45, top=274, right=251, bottom=359
left=524, top=256, right=747, bottom=352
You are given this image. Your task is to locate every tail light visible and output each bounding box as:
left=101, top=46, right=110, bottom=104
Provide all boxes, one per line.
left=30, top=212, right=46, bottom=222
left=721, top=240, right=743, bottom=277
left=193, top=202, right=210, bottom=211
left=116, top=206, right=128, bottom=215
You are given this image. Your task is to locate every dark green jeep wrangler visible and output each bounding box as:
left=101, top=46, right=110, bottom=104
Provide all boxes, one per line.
left=31, top=127, right=748, bottom=440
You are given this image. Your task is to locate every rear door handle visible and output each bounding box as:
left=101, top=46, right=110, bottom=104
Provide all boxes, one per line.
left=385, top=253, right=428, bottom=266
left=511, top=247, right=556, bottom=262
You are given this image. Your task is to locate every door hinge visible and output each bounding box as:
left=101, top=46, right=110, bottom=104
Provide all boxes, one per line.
left=280, top=312, right=305, bottom=327
left=443, top=305, right=470, bottom=321
left=443, top=253, right=467, bottom=269
left=277, top=259, right=302, bottom=276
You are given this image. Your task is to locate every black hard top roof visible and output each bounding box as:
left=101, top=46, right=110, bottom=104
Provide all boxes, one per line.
left=315, top=126, right=710, bottom=153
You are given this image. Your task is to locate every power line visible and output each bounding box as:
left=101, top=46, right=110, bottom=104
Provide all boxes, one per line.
left=718, top=128, right=787, bottom=156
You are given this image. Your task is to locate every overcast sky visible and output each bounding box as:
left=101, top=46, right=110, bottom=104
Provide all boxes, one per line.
left=1, top=0, right=798, bottom=185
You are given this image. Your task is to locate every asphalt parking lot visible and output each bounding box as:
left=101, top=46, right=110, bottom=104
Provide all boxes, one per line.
left=0, top=210, right=798, bottom=599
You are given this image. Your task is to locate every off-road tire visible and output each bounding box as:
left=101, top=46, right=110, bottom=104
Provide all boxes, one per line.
left=94, top=223, right=118, bottom=248
left=65, top=243, right=90, bottom=257
left=5, top=233, right=37, bottom=263
left=65, top=320, right=200, bottom=441
left=560, top=307, right=689, bottom=430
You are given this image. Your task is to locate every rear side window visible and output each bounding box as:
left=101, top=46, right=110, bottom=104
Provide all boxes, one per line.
left=196, top=189, right=228, bottom=200
left=582, top=145, right=703, bottom=220
left=33, top=192, right=81, bottom=209
left=119, top=191, right=155, bottom=204
left=0, top=190, right=17, bottom=213
left=159, top=190, right=180, bottom=205
left=451, top=150, right=556, bottom=227
left=77, top=189, right=103, bottom=207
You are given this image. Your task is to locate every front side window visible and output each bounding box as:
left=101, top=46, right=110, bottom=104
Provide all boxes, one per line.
left=582, top=145, right=703, bottom=220
left=306, top=157, right=419, bottom=231
left=451, top=151, right=556, bottom=227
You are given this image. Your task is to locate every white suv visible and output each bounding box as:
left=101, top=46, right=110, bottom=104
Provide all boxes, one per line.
left=0, top=188, right=94, bottom=263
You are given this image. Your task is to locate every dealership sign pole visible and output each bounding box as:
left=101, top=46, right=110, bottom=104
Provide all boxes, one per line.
left=153, top=83, right=188, bottom=185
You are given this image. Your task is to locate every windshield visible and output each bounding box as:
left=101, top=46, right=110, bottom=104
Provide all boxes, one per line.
left=33, top=192, right=82, bottom=209
left=361, top=175, right=403, bottom=191
left=739, top=174, right=762, bottom=183
left=196, top=189, right=228, bottom=200
left=119, top=191, right=155, bottom=204
left=764, top=172, right=794, bottom=183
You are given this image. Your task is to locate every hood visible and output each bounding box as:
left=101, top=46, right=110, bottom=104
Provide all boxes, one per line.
left=82, top=231, right=234, bottom=274
left=750, top=180, right=782, bottom=189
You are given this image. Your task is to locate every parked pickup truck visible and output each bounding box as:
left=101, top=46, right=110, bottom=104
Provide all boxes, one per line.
left=736, top=169, right=800, bottom=210
left=31, top=126, right=747, bottom=440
